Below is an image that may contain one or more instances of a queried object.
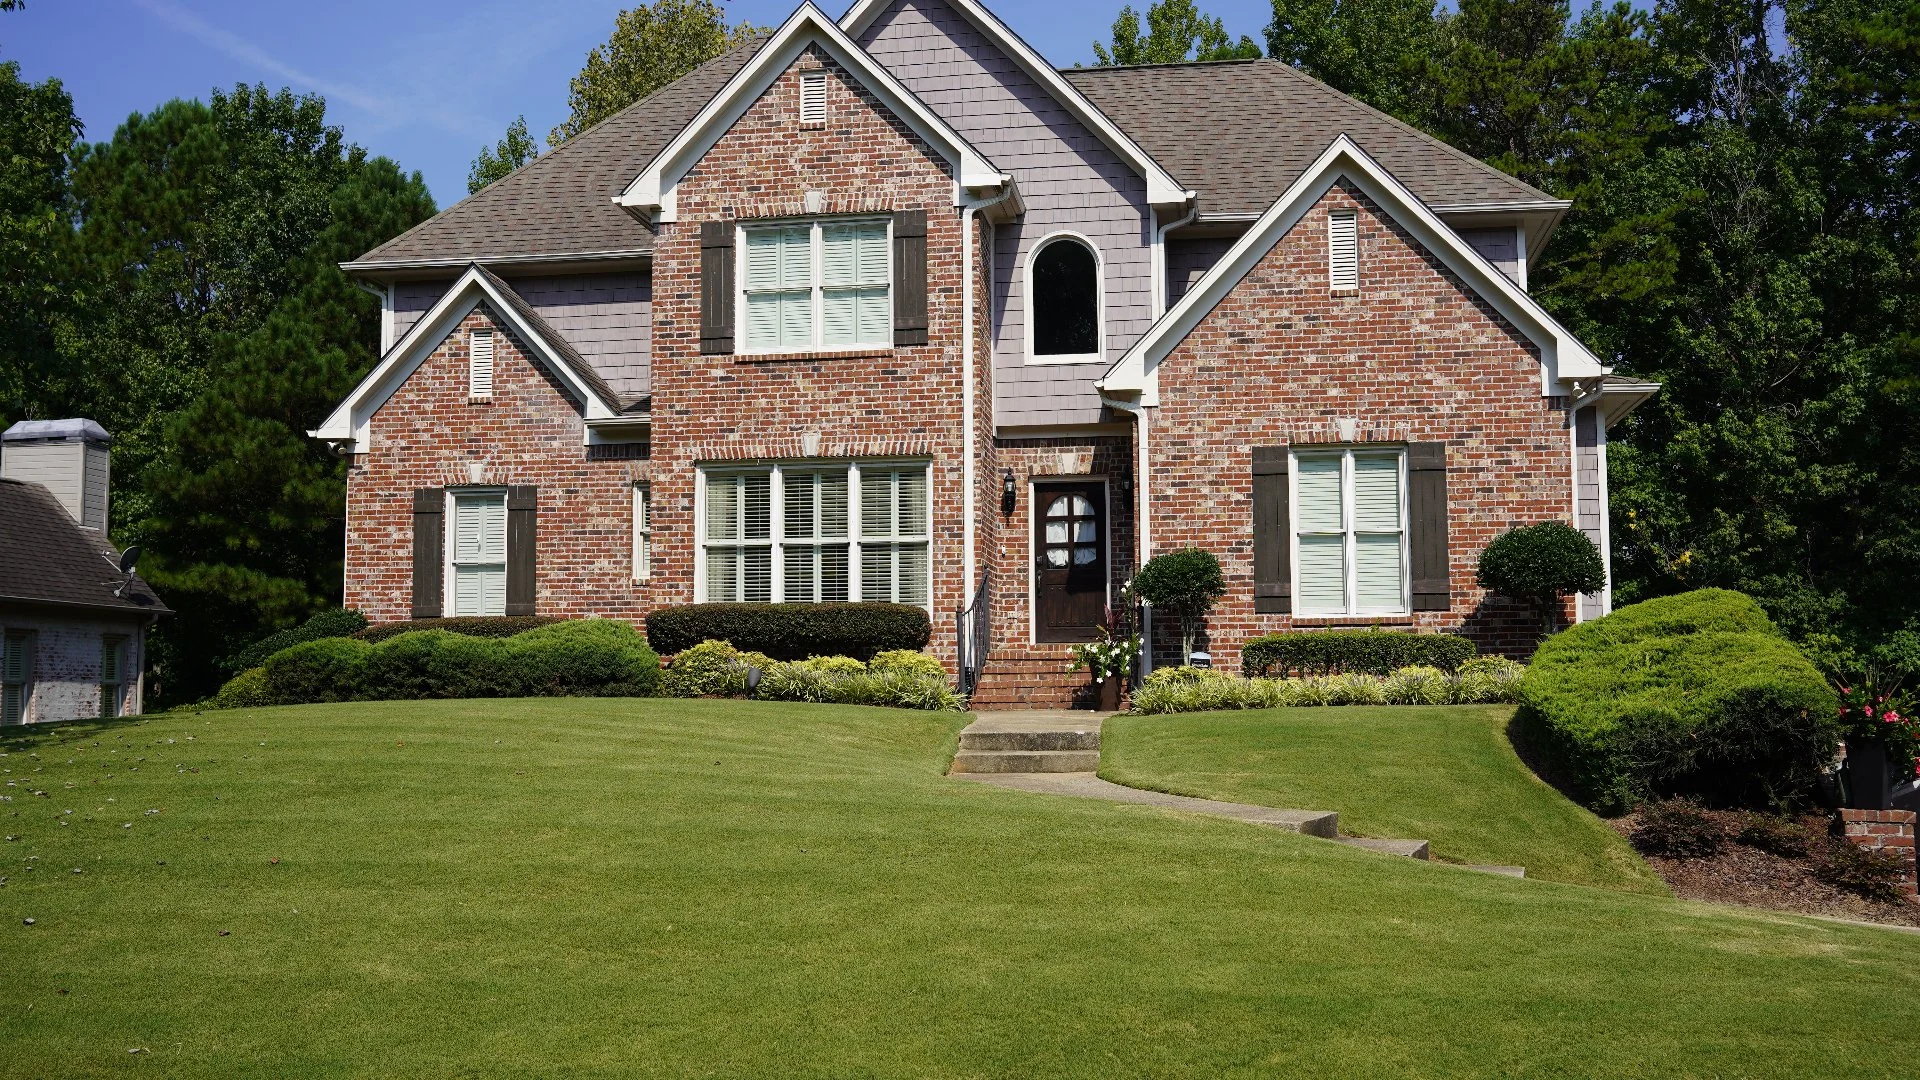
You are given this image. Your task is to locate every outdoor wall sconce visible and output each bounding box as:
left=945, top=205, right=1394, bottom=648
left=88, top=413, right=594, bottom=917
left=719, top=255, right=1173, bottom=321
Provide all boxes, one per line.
left=1001, top=469, right=1018, bottom=514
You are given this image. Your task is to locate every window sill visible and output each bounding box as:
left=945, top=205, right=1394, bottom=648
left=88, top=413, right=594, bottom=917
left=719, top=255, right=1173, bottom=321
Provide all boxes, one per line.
left=733, top=347, right=894, bottom=363
left=1289, top=614, right=1416, bottom=627
left=1024, top=353, right=1104, bottom=367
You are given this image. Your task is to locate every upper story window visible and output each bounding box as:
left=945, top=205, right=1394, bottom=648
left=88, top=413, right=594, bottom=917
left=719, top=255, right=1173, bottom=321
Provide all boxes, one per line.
left=740, top=219, right=891, bottom=352
left=1328, top=209, right=1359, bottom=292
left=1029, top=234, right=1101, bottom=363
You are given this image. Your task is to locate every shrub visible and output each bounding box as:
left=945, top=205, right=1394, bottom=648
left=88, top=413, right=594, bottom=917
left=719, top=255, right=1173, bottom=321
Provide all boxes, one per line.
left=663, top=640, right=772, bottom=698
left=1133, top=548, right=1226, bottom=663
left=258, top=619, right=659, bottom=703
left=1241, top=630, right=1476, bottom=677
left=203, top=666, right=274, bottom=710
left=1327, top=671, right=1386, bottom=706
left=353, top=615, right=560, bottom=644
left=1476, top=521, right=1607, bottom=634
left=751, top=661, right=963, bottom=711
left=645, top=603, right=931, bottom=661
left=1383, top=665, right=1452, bottom=706
left=1734, top=813, right=1816, bottom=858
left=868, top=650, right=947, bottom=680
left=501, top=619, right=662, bottom=697
left=1517, top=589, right=1840, bottom=813
left=1814, top=841, right=1911, bottom=902
left=228, top=608, right=369, bottom=673
left=1452, top=656, right=1526, bottom=704
left=263, top=637, right=373, bottom=704
left=1630, top=799, right=1725, bottom=858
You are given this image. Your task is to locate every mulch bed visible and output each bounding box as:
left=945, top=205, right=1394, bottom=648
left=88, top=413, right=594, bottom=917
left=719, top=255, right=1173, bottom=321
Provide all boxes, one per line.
left=1610, top=808, right=1920, bottom=928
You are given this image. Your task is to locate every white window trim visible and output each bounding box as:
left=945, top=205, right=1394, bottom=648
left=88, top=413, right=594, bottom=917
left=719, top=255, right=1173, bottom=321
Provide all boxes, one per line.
left=445, top=486, right=509, bottom=617
left=693, top=460, right=933, bottom=609
left=632, top=483, right=651, bottom=584
left=736, top=217, right=893, bottom=354
left=1289, top=448, right=1409, bottom=617
left=1023, top=230, right=1106, bottom=366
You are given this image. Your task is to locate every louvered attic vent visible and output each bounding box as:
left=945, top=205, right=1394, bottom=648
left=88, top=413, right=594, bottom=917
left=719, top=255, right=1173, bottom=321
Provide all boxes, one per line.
left=800, top=71, right=827, bottom=125
left=1328, top=209, right=1359, bottom=292
left=469, top=329, right=495, bottom=399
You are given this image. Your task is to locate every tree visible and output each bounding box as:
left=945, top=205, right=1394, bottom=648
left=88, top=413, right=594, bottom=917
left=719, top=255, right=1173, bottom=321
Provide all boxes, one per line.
left=1264, top=0, right=1440, bottom=121
left=0, top=60, right=80, bottom=423
left=467, top=115, right=538, bottom=194
left=549, top=0, right=761, bottom=146
left=1475, top=522, right=1606, bottom=634
left=1133, top=548, right=1227, bottom=663
left=1093, top=0, right=1260, bottom=66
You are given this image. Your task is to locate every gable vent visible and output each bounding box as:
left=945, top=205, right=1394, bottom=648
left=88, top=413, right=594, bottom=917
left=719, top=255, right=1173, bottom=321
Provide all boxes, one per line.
left=799, top=71, right=827, bottom=125
left=469, top=329, right=495, bottom=399
left=1328, top=209, right=1359, bottom=292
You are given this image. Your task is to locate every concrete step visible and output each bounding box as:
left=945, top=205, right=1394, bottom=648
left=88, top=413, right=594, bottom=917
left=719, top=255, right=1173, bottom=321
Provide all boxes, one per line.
left=949, top=749, right=1101, bottom=774
left=1333, top=836, right=1431, bottom=859
left=958, top=728, right=1101, bottom=752
left=1462, top=864, right=1527, bottom=878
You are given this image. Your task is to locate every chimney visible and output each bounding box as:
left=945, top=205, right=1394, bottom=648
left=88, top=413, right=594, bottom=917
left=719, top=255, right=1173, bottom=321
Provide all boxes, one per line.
left=2, top=418, right=112, bottom=532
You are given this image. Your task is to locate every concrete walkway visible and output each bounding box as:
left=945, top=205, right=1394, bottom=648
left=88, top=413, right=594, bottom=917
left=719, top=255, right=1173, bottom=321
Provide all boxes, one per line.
left=951, top=711, right=1531, bottom=874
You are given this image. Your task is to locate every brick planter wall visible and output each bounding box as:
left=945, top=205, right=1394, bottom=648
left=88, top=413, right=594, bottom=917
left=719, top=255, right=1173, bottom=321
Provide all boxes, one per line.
left=1839, top=809, right=1919, bottom=896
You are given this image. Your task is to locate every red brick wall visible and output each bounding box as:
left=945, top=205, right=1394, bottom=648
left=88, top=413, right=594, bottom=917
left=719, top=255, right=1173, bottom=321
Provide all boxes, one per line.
left=345, top=307, right=648, bottom=622
left=1146, top=182, right=1573, bottom=667
left=1839, top=809, right=1918, bottom=896
left=987, top=435, right=1136, bottom=651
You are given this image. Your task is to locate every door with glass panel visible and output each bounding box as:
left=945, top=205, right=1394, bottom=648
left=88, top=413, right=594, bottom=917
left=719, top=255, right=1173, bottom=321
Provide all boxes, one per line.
left=1034, top=481, right=1107, bottom=643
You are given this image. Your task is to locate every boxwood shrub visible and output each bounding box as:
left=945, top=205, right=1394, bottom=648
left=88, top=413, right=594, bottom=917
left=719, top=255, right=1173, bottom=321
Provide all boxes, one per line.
left=252, top=619, right=660, bottom=704
left=352, top=615, right=561, bottom=644
left=645, top=602, right=931, bottom=661
left=227, top=608, right=369, bottom=673
left=1516, top=589, right=1839, bottom=813
left=1241, top=630, right=1477, bottom=677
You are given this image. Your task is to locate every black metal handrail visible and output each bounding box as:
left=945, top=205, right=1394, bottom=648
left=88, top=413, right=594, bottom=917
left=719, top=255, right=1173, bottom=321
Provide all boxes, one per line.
left=956, top=574, right=991, bottom=695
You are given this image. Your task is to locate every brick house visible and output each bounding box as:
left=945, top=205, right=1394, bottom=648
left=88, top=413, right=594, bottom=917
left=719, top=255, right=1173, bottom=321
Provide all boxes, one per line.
left=313, top=0, right=1657, bottom=706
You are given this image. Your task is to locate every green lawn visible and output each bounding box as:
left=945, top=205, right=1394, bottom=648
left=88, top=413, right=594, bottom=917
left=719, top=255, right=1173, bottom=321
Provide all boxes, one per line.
left=1102, top=705, right=1662, bottom=892
left=2, top=699, right=1917, bottom=1078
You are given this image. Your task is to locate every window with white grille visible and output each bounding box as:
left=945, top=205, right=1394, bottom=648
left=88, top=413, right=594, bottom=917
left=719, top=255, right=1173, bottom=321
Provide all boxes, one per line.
left=1293, top=449, right=1406, bottom=616
left=1328, top=209, right=1359, bottom=292
left=469, top=329, right=495, bottom=398
left=699, top=462, right=930, bottom=608
left=799, top=71, right=827, bottom=124
left=450, top=490, right=508, bottom=615
left=632, top=484, right=651, bottom=583
left=740, top=219, right=890, bottom=352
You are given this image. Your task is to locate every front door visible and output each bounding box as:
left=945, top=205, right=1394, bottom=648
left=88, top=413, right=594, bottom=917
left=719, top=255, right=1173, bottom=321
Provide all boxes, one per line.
left=1034, top=481, right=1107, bottom=643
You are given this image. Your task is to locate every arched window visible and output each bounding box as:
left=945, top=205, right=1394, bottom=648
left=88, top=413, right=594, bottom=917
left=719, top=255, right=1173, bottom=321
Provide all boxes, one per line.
left=1030, top=235, right=1100, bottom=360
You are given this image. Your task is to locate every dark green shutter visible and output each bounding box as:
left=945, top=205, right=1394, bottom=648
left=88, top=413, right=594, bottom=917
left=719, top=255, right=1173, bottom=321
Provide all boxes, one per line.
left=1409, top=442, right=1451, bottom=611
left=1252, top=448, right=1291, bottom=614
left=893, top=209, right=928, bottom=347
left=700, top=221, right=734, bottom=355
left=506, top=486, right=538, bottom=616
left=411, top=488, right=444, bottom=619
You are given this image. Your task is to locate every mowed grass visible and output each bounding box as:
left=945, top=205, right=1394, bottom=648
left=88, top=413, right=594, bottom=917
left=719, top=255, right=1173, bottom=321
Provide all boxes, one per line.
left=1102, top=705, right=1663, bottom=892
left=2, top=700, right=1918, bottom=1078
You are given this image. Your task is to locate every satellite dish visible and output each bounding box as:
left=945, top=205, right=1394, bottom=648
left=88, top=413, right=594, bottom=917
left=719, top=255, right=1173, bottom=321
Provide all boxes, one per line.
left=118, top=546, right=141, bottom=576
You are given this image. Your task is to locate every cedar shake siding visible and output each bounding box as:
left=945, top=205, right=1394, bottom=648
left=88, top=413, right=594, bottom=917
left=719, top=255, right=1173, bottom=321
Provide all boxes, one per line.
left=1145, top=183, right=1573, bottom=667
left=392, top=274, right=653, bottom=399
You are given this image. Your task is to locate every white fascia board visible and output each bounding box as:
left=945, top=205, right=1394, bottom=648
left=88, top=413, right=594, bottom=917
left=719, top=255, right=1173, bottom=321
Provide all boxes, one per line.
left=312, top=265, right=618, bottom=448
left=1099, top=135, right=1607, bottom=398
left=620, top=3, right=1008, bottom=221
left=839, top=0, right=1191, bottom=207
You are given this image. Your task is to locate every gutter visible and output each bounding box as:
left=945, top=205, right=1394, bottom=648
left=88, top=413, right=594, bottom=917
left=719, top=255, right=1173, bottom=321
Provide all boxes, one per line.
left=0, top=594, right=173, bottom=618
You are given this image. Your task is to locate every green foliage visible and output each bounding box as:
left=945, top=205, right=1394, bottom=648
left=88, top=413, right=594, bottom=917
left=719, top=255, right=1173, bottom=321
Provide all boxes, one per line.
left=1517, top=590, right=1840, bottom=813
left=660, top=639, right=960, bottom=709
left=549, top=0, right=762, bottom=147
left=1476, top=522, right=1607, bottom=633
left=1264, top=0, right=1441, bottom=120
left=1093, top=0, right=1260, bottom=65
left=1129, top=662, right=1522, bottom=713
left=645, top=602, right=932, bottom=661
left=1629, top=799, right=1725, bottom=858
left=1454, top=656, right=1527, bottom=704
left=1383, top=665, right=1453, bottom=706
left=255, top=619, right=660, bottom=703
left=1133, top=548, right=1226, bottom=661
left=661, top=639, right=772, bottom=698
left=0, top=59, right=80, bottom=422
left=228, top=608, right=368, bottom=672
left=467, top=115, right=537, bottom=194
left=867, top=650, right=947, bottom=680
left=202, top=666, right=274, bottom=710
left=1241, top=629, right=1476, bottom=676
left=352, top=616, right=560, bottom=644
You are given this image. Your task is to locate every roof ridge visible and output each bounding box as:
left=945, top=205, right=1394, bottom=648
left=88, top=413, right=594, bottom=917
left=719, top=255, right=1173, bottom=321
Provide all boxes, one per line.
left=1058, top=58, right=1262, bottom=73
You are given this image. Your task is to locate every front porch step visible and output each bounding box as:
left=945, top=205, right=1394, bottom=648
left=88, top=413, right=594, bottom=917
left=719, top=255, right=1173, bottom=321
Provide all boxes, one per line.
left=950, top=749, right=1102, bottom=774
left=967, top=652, right=1101, bottom=710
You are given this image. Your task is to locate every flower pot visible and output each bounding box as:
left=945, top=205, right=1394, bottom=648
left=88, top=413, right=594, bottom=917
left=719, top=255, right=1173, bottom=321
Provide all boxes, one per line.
left=1094, top=676, right=1122, bottom=712
left=1848, top=740, right=1893, bottom=810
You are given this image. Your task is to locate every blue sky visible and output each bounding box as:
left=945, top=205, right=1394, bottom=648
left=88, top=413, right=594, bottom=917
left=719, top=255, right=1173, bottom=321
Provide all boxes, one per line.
left=1, top=0, right=1277, bottom=210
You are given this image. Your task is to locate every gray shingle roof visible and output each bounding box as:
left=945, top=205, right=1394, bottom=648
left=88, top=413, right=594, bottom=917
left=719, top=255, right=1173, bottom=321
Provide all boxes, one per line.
left=347, top=38, right=771, bottom=271
left=0, top=479, right=168, bottom=616
left=1062, top=59, right=1562, bottom=217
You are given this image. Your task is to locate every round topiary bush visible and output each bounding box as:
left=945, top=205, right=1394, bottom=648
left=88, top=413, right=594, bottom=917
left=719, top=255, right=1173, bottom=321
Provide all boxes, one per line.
left=1476, top=522, right=1606, bottom=634
left=1133, top=548, right=1225, bottom=664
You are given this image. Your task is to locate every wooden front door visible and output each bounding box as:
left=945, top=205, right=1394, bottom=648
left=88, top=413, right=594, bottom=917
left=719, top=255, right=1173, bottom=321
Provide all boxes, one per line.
left=1034, top=481, right=1107, bottom=643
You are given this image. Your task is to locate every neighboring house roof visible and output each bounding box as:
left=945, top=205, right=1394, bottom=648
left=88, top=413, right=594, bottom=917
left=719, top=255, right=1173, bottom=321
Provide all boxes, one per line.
left=0, top=479, right=168, bottom=617
left=4, top=418, right=111, bottom=444
left=1101, top=135, right=1609, bottom=403
left=343, top=37, right=771, bottom=274
left=311, top=264, right=637, bottom=448
left=1064, top=59, right=1565, bottom=219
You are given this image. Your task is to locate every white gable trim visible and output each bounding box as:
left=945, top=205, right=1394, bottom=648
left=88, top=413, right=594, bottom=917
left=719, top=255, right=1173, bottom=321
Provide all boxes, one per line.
left=310, top=265, right=619, bottom=449
left=840, top=0, right=1191, bottom=208
left=620, top=3, right=1009, bottom=222
left=1099, top=135, right=1609, bottom=403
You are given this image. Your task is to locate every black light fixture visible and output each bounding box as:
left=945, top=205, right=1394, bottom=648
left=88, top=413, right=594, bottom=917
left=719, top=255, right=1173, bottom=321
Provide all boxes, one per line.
left=1001, top=469, right=1018, bottom=514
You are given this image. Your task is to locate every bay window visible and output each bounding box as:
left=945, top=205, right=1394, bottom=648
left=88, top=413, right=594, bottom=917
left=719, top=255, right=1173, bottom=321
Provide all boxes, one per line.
left=699, top=462, right=930, bottom=608
left=741, top=219, right=891, bottom=351
left=1293, top=449, right=1407, bottom=616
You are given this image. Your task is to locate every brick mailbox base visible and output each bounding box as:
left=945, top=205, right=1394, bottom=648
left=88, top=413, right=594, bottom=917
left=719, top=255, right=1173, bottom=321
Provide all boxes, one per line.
left=1839, top=809, right=1919, bottom=896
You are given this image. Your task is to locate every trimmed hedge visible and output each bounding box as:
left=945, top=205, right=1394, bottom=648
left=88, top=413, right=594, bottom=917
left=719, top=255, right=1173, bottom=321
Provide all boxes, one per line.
left=645, top=603, right=931, bottom=661
left=1516, top=589, right=1839, bottom=813
left=658, top=639, right=961, bottom=710
left=1241, top=630, right=1477, bottom=677
left=1129, top=660, right=1524, bottom=714
left=352, top=615, right=561, bottom=644
left=250, top=619, right=659, bottom=704
left=228, top=608, right=369, bottom=673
